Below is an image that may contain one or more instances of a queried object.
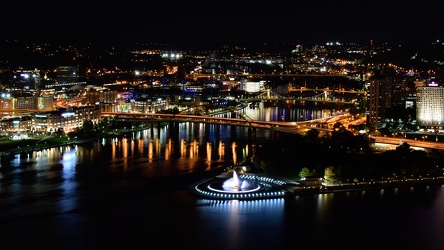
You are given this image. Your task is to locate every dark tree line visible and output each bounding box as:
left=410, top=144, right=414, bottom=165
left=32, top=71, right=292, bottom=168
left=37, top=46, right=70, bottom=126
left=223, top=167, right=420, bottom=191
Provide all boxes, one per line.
left=252, top=128, right=443, bottom=183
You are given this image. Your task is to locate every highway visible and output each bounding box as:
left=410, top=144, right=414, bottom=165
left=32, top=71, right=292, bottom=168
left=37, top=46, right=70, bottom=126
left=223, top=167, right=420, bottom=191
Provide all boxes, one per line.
left=370, top=136, right=444, bottom=151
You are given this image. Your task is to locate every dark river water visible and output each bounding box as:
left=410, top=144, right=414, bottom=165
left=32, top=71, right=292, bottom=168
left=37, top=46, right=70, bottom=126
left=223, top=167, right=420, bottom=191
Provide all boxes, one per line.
left=1, top=106, right=444, bottom=250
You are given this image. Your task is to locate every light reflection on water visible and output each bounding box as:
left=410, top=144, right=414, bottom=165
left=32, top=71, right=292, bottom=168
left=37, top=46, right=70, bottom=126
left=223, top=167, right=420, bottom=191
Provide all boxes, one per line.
left=1, top=122, right=267, bottom=193
left=2, top=107, right=444, bottom=249
left=195, top=198, right=286, bottom=249
left=192, top=187, right=444, bottom=249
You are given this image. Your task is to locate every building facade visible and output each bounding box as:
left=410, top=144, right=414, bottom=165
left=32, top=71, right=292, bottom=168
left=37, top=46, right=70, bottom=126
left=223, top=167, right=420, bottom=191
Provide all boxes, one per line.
left=416, top=84, right=444, bottom=128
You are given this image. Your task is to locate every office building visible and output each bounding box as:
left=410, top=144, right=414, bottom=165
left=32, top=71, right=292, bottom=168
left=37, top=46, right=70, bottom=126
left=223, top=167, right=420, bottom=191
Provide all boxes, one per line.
left=416, top=82, right=444, bottom=128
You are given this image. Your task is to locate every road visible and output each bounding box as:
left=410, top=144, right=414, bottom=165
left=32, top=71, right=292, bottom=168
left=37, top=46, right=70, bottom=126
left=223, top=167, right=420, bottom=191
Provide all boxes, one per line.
left=370, top=136, right=444, bottom=150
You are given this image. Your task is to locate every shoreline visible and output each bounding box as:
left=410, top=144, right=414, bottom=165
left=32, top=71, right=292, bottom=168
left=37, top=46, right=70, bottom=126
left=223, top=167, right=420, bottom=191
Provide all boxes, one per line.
left=3, top=132, right=444, bottom=197
left=187, top=171, right=444, bottom=200
left=290, top=177, right=444, bottom=195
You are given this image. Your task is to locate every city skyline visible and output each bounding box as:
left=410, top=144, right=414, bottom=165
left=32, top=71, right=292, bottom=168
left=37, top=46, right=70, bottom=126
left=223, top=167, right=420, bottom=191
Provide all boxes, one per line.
left=3, top=1, right=442, bottom=45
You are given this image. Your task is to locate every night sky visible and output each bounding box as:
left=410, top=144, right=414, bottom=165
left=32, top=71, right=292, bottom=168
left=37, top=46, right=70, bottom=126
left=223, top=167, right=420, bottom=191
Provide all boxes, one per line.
left=3, top=1, right=442, bottom=45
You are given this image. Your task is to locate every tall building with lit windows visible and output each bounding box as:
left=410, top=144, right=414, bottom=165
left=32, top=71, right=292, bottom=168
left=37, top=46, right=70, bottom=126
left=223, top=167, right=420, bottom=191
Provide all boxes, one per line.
left=44, top=65, right=86, bottom=90
left=366, top=74, right=417, bottom=129
left=241, top=80, right=265, bottom=93
left=10, top=69, right=42, bottom=90
left=366, top=77, right=386, bottom=129
left=416, top=82, right=444, bottom=128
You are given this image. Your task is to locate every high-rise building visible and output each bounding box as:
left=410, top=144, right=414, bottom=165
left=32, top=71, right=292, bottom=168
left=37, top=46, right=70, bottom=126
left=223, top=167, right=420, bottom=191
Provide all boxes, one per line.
left=366, top=77, right=385, bottom=129
left=45, top=65, right=86, bottom=90
left=366, top=75, right=417, bottom=129
left=8, top=69, right=42, bottom=90
left=416, top=82, right=444, bottom=128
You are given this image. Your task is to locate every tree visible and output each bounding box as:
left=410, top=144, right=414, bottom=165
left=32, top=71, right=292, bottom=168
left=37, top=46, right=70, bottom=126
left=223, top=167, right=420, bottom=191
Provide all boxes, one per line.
left=299, top=167, right=312, bottom=178
left=98, top=117, right=109, bottom=130
left=330, top=129, right=354, bottom=150
left=323, top=166, right=338, bottom=183
left=82, top=119, right=94, bottom=136
left=304, top=129, right=320, bottom=143
left=396, top=142, right=411, bottom=155
left=333, top=122, right=345, bottom=132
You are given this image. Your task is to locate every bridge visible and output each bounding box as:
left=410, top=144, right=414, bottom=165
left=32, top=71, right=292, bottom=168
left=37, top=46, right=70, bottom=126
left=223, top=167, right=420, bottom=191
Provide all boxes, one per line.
left=238, top=89, right=357, bottom=104
left=288, top=86, right=366, bottom=95
left=101, top=111, right=338, bottom=135
left=186, top=73, right=348, bottom=80
left=371, top=136, right=444, bottom=151
left=104, top=111, right=444, bottom=151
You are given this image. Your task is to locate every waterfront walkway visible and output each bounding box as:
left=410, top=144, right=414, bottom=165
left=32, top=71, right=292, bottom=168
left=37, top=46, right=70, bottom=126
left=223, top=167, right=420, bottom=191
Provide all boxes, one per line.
left=290, top=176, right=444, bottom=195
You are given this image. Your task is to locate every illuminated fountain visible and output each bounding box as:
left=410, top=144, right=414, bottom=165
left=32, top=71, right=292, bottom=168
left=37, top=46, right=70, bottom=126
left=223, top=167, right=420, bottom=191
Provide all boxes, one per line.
left=222, top=170, right=242, bottom=191
left=191, top=169, right=294, bottom=200
left=208, top=170, right=261, bottom=193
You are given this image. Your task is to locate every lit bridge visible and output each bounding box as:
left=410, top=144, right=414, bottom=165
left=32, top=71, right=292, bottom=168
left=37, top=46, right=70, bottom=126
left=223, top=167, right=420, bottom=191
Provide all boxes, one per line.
left=101, top=111, right=336, bottom=134
left=238, top=89, right=357, bottom=104
left=186, top=73, right=348, bottom=80
left=288, top=86, right=366, bottom=95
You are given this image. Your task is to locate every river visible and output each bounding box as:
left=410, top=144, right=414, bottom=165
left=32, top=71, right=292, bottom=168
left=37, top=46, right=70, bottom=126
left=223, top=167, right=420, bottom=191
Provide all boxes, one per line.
left=1, top=106, right=444, bottom=250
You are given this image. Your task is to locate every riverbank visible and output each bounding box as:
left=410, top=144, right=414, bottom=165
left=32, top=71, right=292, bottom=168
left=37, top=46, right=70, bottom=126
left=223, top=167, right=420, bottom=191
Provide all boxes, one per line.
left=0, top=136, right=96, bottom=161
left=0, top=128, right=145, bottom=157
left=2, top=130, right=444, bottom=198
left=188, top=168, right=444, bottom=200
left=289, top=176, right=444, bottom=195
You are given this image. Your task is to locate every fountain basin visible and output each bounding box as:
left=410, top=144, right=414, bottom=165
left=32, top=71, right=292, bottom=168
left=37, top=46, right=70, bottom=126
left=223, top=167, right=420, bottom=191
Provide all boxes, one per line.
left=190, top=172, right=294, bottom=200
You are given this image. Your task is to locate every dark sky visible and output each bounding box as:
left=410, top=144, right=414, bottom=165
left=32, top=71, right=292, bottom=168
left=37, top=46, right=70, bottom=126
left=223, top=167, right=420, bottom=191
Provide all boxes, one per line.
left=3, top=1, right=442, bottom=45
